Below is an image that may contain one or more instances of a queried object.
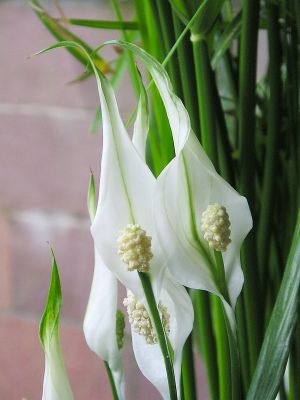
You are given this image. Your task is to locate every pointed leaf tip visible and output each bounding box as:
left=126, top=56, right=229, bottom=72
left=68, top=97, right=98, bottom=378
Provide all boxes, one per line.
left=87, top=172, right=97, bottom=221
left=39, top=249, right=62, bottom=348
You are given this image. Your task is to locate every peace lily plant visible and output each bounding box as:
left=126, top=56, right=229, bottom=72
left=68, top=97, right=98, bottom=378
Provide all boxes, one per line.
left=36, top=39, right=249, bottom=400
left=33, top=1, right=300, bottom=399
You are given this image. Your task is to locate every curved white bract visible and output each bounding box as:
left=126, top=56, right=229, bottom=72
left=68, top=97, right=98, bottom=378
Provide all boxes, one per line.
left=83, top=249, right=125, bottom=400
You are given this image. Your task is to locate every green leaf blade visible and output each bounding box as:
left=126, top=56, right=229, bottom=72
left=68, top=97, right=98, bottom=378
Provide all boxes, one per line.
left=28, top=0, right=112, bottom=74
left=212, top=11, right=242, bottom=69
left=247, top=210, right=300, bottom=400
left=87, top=172, right=97, bottom=221
left=191, top=0, right=225, bottom=36
left=39, top=250, right=62, bottom=349
left=61, top=18, right=139, bottom=30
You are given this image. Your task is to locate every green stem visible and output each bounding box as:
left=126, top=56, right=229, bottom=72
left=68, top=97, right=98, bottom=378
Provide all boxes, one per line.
left=214, top=251, right=230, bottom=305
left=211, top=296, right=231, bottom=400
left=104, top=361, right=119, bottom=400
left=223, top=51, right=238, bottom=108
left=110, top=0, right=140, bottom=97
left=193, top=291, right=219, bottom=400
left=257, top=2, right=282, bottom=287
left=138, top=272, right=178, bottom=400
left=213, top=252, right=242, bottom=399
left=221, top=304, right=242, bottom=400
left=181, top=333, right=197, bottom=400
left=155, top=0, right=183, bottom=98
left=172, top=13, right=200, bottom=138
left=211, top=70, right=236, bottom=186
left=238, top=0, right=262, bottom=378
left=235, top=296, right=250, bottom=393
left=192, top=37, right=218, bottom=164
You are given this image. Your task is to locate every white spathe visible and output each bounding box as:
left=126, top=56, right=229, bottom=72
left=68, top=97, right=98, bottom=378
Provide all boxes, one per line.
left=85, top=55, right=193, bottom=398
left=83, top=249, right=124, bottom=400
left=131, top=272, right=193, bottom=400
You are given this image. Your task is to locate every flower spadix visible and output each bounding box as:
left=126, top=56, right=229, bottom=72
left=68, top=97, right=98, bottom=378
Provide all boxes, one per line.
left=123, top=290, right=170, bottom=344
left=83, top=174, right=124, bottom=400
left=40, top=251, right=73, bottom=400
left=201, top=204, right=231, bottom=252
left=118, top=224, right=153, bottom=273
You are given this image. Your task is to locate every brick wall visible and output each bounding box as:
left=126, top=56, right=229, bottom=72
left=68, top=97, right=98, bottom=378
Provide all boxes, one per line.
left=0, top=1, right=208, bottom=399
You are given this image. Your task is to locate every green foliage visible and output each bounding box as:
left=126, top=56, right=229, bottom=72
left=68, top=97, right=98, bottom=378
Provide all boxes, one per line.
left=247, top=211, right=300, bottom=400
left=29, top=0, right=112, bottom=74
left=39, top=249, right=62, bottom=349
left=60, top=18, right=139, bottom=31
left=211, top=11, right=242, bottom=69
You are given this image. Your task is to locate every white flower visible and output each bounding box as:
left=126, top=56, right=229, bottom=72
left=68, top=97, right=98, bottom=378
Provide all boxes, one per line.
left=83, top=174, right=125, bottom=399
left=84, top=46, right=193, bottom=399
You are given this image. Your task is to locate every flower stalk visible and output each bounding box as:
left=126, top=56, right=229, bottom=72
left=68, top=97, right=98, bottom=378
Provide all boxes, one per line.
left=238, top=0, right=262, bottom=378
left=138, top=272, right=178, bottom=399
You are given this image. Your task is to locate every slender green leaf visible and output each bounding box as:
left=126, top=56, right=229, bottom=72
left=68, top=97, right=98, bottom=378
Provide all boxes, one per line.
left=40, top=249, right=62, bottom=348
left=247, top=210, right=300, bottom=400
left=90, top=31, right=138, bottom=134
left=60, top=18, right=139, bottom=30
left=28, top=0, right=112, bottom=74
left=110, top=0, right=140, bottom=96
left=161, top=0, right=209, bottom=68
left=168, top=0, right=190, bottom=24
left=169, top=0, right=224, bottom=35
left=191, top=0, right=225, bottom=35
left=87, top=172, right=96, bottom=221
left=211, top=11, right=242, bottom=69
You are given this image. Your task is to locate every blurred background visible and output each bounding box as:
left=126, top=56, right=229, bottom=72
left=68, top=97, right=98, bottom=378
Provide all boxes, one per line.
left=0, top=1, right=210, bottom=399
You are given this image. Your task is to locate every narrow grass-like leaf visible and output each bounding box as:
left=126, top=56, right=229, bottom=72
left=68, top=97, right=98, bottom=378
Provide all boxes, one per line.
left=110, top=0, right=140, bottom=96
left=60, top=18, right=139, bottom=30
left=191, top=0, right=225, bottom=35
left=247, top=210, right=300, bottom=400
left=89, top=29, right=138, bottom=134
left=28, top=0, right=112, bottom=74
left=168, top=0, right=190, bottom=24
left=211, top=11, right=242, bottom=69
